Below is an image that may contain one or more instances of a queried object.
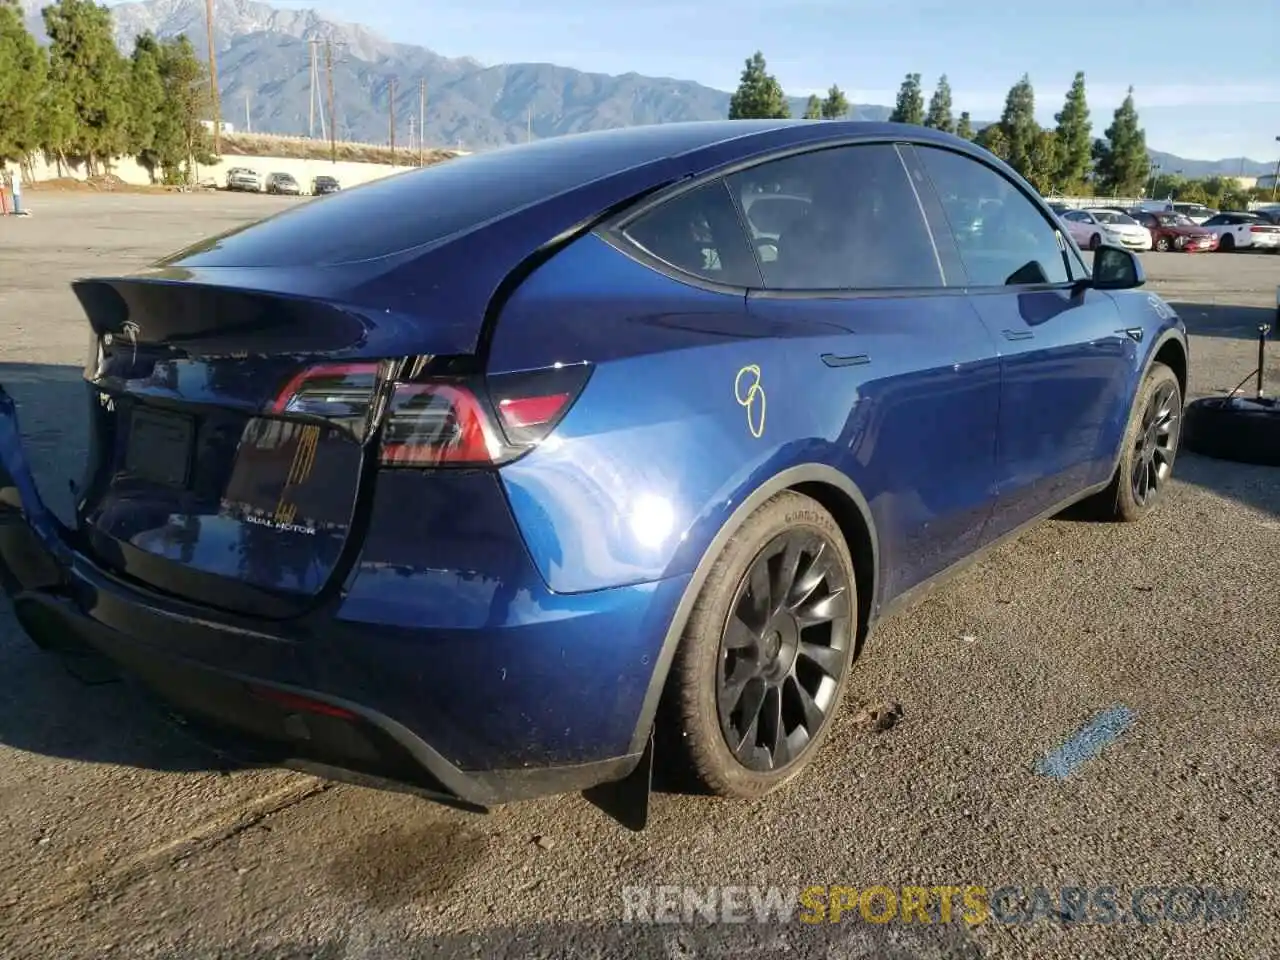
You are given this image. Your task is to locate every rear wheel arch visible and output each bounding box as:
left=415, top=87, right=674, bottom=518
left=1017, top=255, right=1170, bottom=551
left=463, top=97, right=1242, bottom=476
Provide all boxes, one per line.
left=1152, top=335, right=1187, bottom=401
left=1103, top=327, right=1187, bottom=475
left=626, top=463, right=879, bottom=756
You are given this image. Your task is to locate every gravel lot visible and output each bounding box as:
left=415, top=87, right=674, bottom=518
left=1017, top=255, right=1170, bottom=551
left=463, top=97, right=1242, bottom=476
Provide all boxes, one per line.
left=0, top=192, right=1277, bottom=960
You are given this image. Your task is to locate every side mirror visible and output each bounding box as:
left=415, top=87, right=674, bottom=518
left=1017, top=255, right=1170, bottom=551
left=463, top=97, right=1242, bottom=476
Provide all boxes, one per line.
left=1091, top=244, right=1145, bottom=290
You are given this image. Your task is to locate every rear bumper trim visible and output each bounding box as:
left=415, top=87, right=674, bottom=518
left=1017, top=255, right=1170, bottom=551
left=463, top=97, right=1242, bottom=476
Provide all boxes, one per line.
left=12, top=589, right=641, bottom=806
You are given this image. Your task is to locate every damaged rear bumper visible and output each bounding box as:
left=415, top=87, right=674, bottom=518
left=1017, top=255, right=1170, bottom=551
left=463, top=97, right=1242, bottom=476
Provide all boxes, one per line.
left=0, top=386, right=643, bottom=809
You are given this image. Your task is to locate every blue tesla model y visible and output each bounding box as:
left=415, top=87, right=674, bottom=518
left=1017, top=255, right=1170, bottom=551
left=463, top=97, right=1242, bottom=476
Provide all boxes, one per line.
left=0, top=120, right=1187, bottom=824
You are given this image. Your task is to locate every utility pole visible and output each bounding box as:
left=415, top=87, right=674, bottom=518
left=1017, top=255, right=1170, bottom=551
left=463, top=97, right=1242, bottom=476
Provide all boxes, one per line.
left=308, top=39, right=318, bottom=138
left=418, top=78, right=426, bottom=166
left=527, top=105, right=531, bottom=143
left=244, top=91, right=251, bottom=133
left=1272, top=135, right=1279, bottom=202
left=388, top=76, right=397, bottom=160
left=325, top=39, right=337, bottom=164
left=205, top=0, right=221, bottom=154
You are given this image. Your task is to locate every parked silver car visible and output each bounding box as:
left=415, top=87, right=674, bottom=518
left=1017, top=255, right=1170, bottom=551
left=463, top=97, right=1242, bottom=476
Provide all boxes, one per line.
left=265, top=172, right=301, bottom=195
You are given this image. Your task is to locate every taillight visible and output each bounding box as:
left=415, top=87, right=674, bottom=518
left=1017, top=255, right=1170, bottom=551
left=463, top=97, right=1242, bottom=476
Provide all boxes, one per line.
left=378, top=363, right=591, bottom=467
left=270, top=361, right=385, bottom=441
left=380, top=382, right=500, bottom=466
left=271, top=362, right=381, bottom=417
left=1249, top=226, right=1274, bottom=233
left=272, top=360, right=591, bottom=467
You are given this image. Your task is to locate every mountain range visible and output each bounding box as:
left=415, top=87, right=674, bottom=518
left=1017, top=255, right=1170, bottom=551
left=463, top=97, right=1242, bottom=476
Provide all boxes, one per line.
left=18, top=0, right=1276, bottom=176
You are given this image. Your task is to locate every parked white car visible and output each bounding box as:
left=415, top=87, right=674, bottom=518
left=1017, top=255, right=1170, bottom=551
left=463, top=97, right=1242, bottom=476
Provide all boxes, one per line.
left=1171, top=202, right=1218, bottom=225
left=225, top=167, right=262, bottom=192
left=1199, top=212, right=1280, bottom=252
left=1060, top=208, right=1154, bottom=252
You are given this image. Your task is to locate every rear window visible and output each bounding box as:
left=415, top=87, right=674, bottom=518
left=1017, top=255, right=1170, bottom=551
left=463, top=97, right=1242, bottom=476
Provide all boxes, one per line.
left=163, top=130, right=711, bottom=268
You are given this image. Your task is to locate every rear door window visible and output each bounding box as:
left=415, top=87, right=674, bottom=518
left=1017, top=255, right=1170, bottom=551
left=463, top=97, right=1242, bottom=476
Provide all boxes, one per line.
left=724, top=143, right=945, bottom=290
left=915, top=146, right=1074, bottom=286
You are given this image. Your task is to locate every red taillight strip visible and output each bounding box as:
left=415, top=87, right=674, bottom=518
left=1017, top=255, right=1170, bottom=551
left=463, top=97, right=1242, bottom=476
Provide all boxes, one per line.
left=249, top=686, right=359, bottom=720
left=498, top=393, right=571, bottom=429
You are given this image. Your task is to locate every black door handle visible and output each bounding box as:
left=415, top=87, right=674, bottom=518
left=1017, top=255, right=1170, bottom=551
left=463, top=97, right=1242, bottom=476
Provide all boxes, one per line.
left=820, top=353, right=870, bottom=368
left=1002, top=329, right=1035, bottom=341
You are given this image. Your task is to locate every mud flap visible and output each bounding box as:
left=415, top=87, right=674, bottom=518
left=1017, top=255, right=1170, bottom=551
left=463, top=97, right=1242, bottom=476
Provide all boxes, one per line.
left=582, top=726, right=654, bottom=832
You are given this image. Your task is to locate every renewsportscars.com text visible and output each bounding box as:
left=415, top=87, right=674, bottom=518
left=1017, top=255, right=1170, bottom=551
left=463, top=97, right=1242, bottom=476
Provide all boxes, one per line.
left=621, top=884, right=1249, bottom=926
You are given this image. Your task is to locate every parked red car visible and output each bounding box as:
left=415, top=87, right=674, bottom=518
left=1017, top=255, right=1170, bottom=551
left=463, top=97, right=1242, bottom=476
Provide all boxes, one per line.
left=1131, top=211, right=1219, bottom=252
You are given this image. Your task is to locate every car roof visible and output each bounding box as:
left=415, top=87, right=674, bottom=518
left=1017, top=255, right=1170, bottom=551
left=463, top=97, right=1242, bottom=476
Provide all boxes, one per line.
left=163, top=120, right=1002, bottom=270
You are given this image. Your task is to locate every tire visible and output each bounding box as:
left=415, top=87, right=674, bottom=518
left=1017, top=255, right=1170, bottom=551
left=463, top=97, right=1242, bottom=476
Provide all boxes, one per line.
left=661, top=490, right=858, bottom=799
left=1220, top=233, right=1235, bottom=252
left=1155, top=236, right=1171, bottom=252
left=1084, top=361, right=1183, bottom=522
left=1182, top=397, right=1280, bottom=466
left=1089, top=233, right=1102, bottom=251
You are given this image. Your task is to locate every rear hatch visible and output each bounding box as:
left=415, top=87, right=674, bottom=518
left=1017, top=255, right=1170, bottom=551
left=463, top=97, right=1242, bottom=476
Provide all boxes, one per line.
left=74, top=273, right=405, bottom=618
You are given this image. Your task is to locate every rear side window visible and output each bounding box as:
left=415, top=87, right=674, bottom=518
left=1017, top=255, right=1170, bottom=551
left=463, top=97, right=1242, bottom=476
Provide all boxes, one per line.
left=724, top=144, right=944, bottom=290
left=621, top=180, right=763, bottom=287
left=917, top=146, right=1071, bottom=287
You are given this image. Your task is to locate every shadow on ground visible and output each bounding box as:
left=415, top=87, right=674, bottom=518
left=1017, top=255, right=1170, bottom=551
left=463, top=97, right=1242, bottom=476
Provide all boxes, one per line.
left=1169, top=301, right=1277, bottom=343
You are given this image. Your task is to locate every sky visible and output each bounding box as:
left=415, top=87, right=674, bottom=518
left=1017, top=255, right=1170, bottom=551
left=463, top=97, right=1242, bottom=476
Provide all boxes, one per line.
left=125, top=0, right=1280, bottom=161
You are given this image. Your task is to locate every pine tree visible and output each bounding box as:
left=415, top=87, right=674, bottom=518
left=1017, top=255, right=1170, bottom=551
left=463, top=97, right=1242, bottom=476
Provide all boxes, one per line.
left=43, top=0, right=131, bottom=174
left=998, top=73, right=1039, bottom=179
left=977, top=124, right=1010, bottom=162
left=956, top=111, right=974, bottom=140
left=1026, top=129, right=1062, bottom=193
left=803, top=94, right=822, bottom=120
left=820, top=83, right=849, bottom=120
left=1054, top=71, right=1092, bottom=192
left=924, top=74, right=954, bottom=133
left=0, top=0, right=47, bottom=164
left=888, top=73, right=924, bottom=125
left=728, top=51, right=790, bottom=120
left=128, top=33, right=166, bottom=173
left=1093, top=88, right=1147, bottom=196
left=154, top=35, right=213, bottom=183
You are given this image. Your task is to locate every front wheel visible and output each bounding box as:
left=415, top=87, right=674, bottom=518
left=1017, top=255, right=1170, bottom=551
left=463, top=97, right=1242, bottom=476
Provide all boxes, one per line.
left=1219, top=233, right=1235, bottom=252
left=1155, top=236, right=1171, bottom=252
left=1084, top=361, right=1182, bottom=522
left=661, top=491, right=858, bottom=799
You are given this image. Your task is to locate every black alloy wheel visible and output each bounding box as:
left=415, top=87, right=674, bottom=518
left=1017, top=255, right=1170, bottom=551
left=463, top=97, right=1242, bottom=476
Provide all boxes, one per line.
left=661, top=490, right=859, bottom=799
left=716, top=530, right=852, bottom=773
left=1130, top=376, right=1180, bottom=508
left=1083, top=361, right=1182, bottom=522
